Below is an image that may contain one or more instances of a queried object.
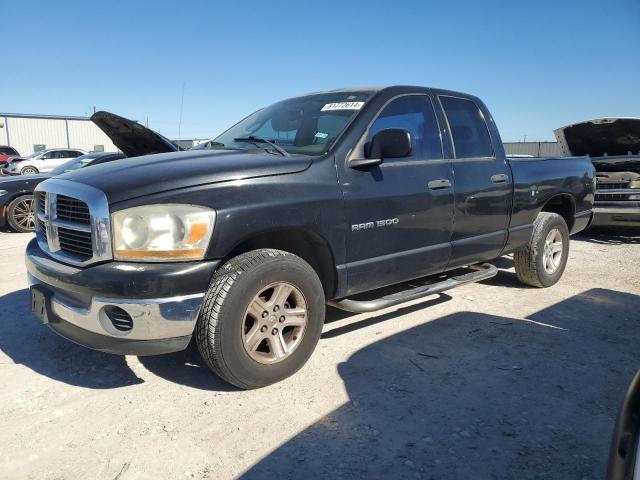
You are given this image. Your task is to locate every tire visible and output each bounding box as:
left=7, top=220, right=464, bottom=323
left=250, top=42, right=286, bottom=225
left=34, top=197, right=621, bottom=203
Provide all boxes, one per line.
left=7, top=194, right=36, bottom=232
left=513, top=212, right=570, bottom=287
left=195, top=249, right=326, bottom=389
left=20, top=166, right=39, bottom=175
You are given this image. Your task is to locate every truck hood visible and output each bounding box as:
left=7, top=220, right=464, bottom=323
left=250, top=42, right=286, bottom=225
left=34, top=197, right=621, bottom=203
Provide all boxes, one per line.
left=554, top=118, right=640, bottom=157
left=57, top=149, right=313, bottom=204
left=90, top=111, right=181, bottom=157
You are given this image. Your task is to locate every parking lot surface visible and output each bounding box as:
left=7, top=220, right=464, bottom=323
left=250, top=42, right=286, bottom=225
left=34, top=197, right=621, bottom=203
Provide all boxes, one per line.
left=1, top=229, right=639, bottom=480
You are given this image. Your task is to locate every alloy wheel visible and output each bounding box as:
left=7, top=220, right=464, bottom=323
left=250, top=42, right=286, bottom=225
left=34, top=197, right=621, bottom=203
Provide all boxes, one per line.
left=542, top=228, right=563, bottom=274
left=12, top=198, right=36, bottom=231
left=242, top=282, right=308, bottom=364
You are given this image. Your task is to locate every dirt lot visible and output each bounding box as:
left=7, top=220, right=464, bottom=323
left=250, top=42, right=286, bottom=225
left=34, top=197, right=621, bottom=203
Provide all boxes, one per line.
left=0, top=229, right=639, bottom=480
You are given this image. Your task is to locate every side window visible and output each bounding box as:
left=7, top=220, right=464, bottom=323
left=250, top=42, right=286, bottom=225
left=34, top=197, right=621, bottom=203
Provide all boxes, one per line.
left=369, top=95, right=442, bottom=159
left=41, top=151, right=56, bottom=159
left=67, top=151, right=82, bottom=158
left=440, top=96, right=494, bottom=158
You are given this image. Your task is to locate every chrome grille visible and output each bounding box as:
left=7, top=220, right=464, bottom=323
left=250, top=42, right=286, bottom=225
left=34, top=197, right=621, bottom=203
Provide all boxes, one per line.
left=36, top=192, right=46, bottom=214
left=595, top=193, right=628, bottom=201
left=56, top=195, right=91, bottom=224
left=58, top=227, right=93, bottom=259
left=596, top=180, right=628, bottom=190
left=34, top=179, right=112, bottom=267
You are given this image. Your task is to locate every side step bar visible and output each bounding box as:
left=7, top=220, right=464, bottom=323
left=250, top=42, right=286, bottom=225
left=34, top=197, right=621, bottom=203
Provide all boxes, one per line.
left=327, top=263, right=498, bottom=313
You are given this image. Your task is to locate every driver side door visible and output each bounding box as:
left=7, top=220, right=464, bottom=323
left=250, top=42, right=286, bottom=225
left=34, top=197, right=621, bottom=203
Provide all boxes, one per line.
left=337, top=94, right=454, bottom=296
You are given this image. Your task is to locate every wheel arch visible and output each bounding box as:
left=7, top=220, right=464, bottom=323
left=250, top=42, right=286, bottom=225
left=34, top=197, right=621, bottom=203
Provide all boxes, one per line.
left=539, top=193, right=576, bottom=231
left=222, top=228, right=338, bottom=298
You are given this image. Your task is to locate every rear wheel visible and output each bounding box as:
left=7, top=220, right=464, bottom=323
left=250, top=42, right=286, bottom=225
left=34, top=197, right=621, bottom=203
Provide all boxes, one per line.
left=7, top=195, right=36, bottom=232
left=514, top=212, right=569, bottom=287
left=20, top=166, right=39, bottom=175
left=195, top=249, right=325, bottom=389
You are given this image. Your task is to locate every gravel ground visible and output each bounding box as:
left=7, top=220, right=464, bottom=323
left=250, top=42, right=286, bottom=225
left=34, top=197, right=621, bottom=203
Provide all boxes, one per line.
left=0, top=228, right=639, bottom=480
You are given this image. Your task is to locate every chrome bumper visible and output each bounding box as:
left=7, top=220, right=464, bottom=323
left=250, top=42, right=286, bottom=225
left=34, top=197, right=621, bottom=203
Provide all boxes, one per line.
left=29, top=273, right=204, bottom=342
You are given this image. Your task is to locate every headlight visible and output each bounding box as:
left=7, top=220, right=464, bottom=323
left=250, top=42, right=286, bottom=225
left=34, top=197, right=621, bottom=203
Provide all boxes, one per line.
left=112, top=204, right=215, bottom=261
left=629, top=180, right=640, bottom=189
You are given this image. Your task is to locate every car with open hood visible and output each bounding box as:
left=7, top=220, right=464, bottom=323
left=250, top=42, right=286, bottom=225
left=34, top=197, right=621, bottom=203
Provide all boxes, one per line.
left=0, top=111, right=183, bottom=232
left=0, top=146, right=20, bottom=169
left=0, top=152, right=125, bottom=232
left=555, top=118, right=640, bottom=228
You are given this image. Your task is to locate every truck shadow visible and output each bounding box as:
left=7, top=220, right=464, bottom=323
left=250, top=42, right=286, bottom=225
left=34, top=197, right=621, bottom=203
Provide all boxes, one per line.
left=0, top=289, right=143, bottom=389
left=574, top=227, right=640, bottom=245
left=240, top=288, right=640, bottom=480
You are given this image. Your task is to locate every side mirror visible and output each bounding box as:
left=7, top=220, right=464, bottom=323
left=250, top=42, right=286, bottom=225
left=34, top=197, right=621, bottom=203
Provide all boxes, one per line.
left=349, top=128, right=412, bottom=169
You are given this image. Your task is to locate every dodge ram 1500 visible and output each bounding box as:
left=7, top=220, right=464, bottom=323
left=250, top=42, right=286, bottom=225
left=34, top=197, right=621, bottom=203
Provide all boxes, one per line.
left=26, top=86, right=594, bottom=388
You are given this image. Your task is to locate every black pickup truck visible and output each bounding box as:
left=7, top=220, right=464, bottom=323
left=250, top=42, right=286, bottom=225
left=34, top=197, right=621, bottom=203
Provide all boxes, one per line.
left=25, top=86, right=594, bottom=389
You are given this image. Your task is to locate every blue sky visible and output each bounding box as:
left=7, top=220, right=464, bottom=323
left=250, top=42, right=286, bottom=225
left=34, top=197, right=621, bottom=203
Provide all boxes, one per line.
left=2, top=0, right=639, bottom=142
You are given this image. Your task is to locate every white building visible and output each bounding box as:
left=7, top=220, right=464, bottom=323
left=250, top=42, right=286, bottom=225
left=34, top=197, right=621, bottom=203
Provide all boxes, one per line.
left=0, top=113, right=118, bottom=156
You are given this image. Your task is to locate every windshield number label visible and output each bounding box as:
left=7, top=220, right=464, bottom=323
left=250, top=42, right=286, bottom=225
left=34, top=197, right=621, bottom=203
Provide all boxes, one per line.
left=321, top=102, right=365, bottom=111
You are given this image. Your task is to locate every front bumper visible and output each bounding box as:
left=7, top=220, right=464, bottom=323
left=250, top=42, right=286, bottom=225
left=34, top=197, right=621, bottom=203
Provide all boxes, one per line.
left=25, top=238, right=220, bottom=355
left=591, top=205, right=640, bottom=228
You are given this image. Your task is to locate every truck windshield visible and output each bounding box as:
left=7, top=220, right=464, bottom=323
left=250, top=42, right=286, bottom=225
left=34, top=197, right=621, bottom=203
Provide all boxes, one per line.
left=213, top=91, right=375, bottom=155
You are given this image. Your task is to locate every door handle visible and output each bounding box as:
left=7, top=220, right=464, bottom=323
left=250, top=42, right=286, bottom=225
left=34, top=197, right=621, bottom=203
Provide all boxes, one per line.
left=491, top=174, right=508, bottom=184
left=427, top=179, right=452, bottom=190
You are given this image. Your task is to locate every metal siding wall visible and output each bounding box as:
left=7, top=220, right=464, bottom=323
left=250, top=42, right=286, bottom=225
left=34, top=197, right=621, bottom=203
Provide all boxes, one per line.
left=0, top=118, right=8, bottom=145
left=503, top=142, right=563, bottom=157
left=6, top=117, right=68, bottom=155
left=66, top=120, right=118, bottom=152
left=538, top=142, right=563, bottom=157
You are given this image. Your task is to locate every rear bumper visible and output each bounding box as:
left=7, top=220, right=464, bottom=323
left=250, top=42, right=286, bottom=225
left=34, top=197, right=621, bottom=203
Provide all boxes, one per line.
left=591, top=206, right=640, bottom=227
left=25, top=238, right=220, bottom=355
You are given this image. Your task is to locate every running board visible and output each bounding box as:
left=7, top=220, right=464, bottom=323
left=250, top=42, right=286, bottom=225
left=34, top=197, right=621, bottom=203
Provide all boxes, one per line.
left=327, top=263, right=498, bottom=313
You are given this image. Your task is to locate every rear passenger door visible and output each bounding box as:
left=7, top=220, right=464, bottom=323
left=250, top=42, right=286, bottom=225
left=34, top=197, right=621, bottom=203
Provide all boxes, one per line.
left=338, top=94, right=454, bottom=295
left=438, top=95, right=511, bottom=266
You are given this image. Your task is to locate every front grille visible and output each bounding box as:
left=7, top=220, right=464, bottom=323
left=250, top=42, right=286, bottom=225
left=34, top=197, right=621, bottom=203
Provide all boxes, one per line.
left=595, top=193, right=628, bottom=201
left=35, top=180, right=111, bottom=267
left=56, top=195, right=91, bottom=224
left=58, top=227, right=93, bottom=259
left=36, top=192, right=46, bottom=213
left=596, top=181, right=628, bottom=190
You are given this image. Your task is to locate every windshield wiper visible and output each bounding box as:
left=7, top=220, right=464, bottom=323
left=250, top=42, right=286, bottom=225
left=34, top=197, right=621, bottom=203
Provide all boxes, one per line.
left=233, top=136, right=289, bottom=157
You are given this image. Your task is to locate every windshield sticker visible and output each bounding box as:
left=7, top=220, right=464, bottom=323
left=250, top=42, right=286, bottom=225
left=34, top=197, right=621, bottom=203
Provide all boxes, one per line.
left=321, top=102, right=365, bottom=111
left=315, top=132, right=329, bottom=139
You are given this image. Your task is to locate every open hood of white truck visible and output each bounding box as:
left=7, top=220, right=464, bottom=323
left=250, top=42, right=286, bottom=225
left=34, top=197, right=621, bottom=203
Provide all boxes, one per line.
left=554, top=118, right=640, bottom=158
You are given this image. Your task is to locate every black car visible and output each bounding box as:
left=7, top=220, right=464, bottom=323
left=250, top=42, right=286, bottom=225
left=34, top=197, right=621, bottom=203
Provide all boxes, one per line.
left=0, top=152, right=124, bottom=232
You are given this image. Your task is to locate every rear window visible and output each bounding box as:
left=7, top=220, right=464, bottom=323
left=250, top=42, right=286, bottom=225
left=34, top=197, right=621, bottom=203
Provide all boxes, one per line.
left=0, top=147, right=17, bottom=155
left=440, top=96, right=494, bottom=158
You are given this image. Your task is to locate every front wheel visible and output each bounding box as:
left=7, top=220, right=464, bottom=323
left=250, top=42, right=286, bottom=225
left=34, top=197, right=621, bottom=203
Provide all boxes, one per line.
left=513, top=212, right=570, bottom=287
left=7, top=194, right=36, bottom=232
left=195, top=249, right=325, bottom=389
left=20, top=166, right=39, bottom=175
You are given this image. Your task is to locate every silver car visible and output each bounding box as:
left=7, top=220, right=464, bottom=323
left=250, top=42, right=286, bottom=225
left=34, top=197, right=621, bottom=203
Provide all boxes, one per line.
left=2, top=148, right=86, bottom=175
